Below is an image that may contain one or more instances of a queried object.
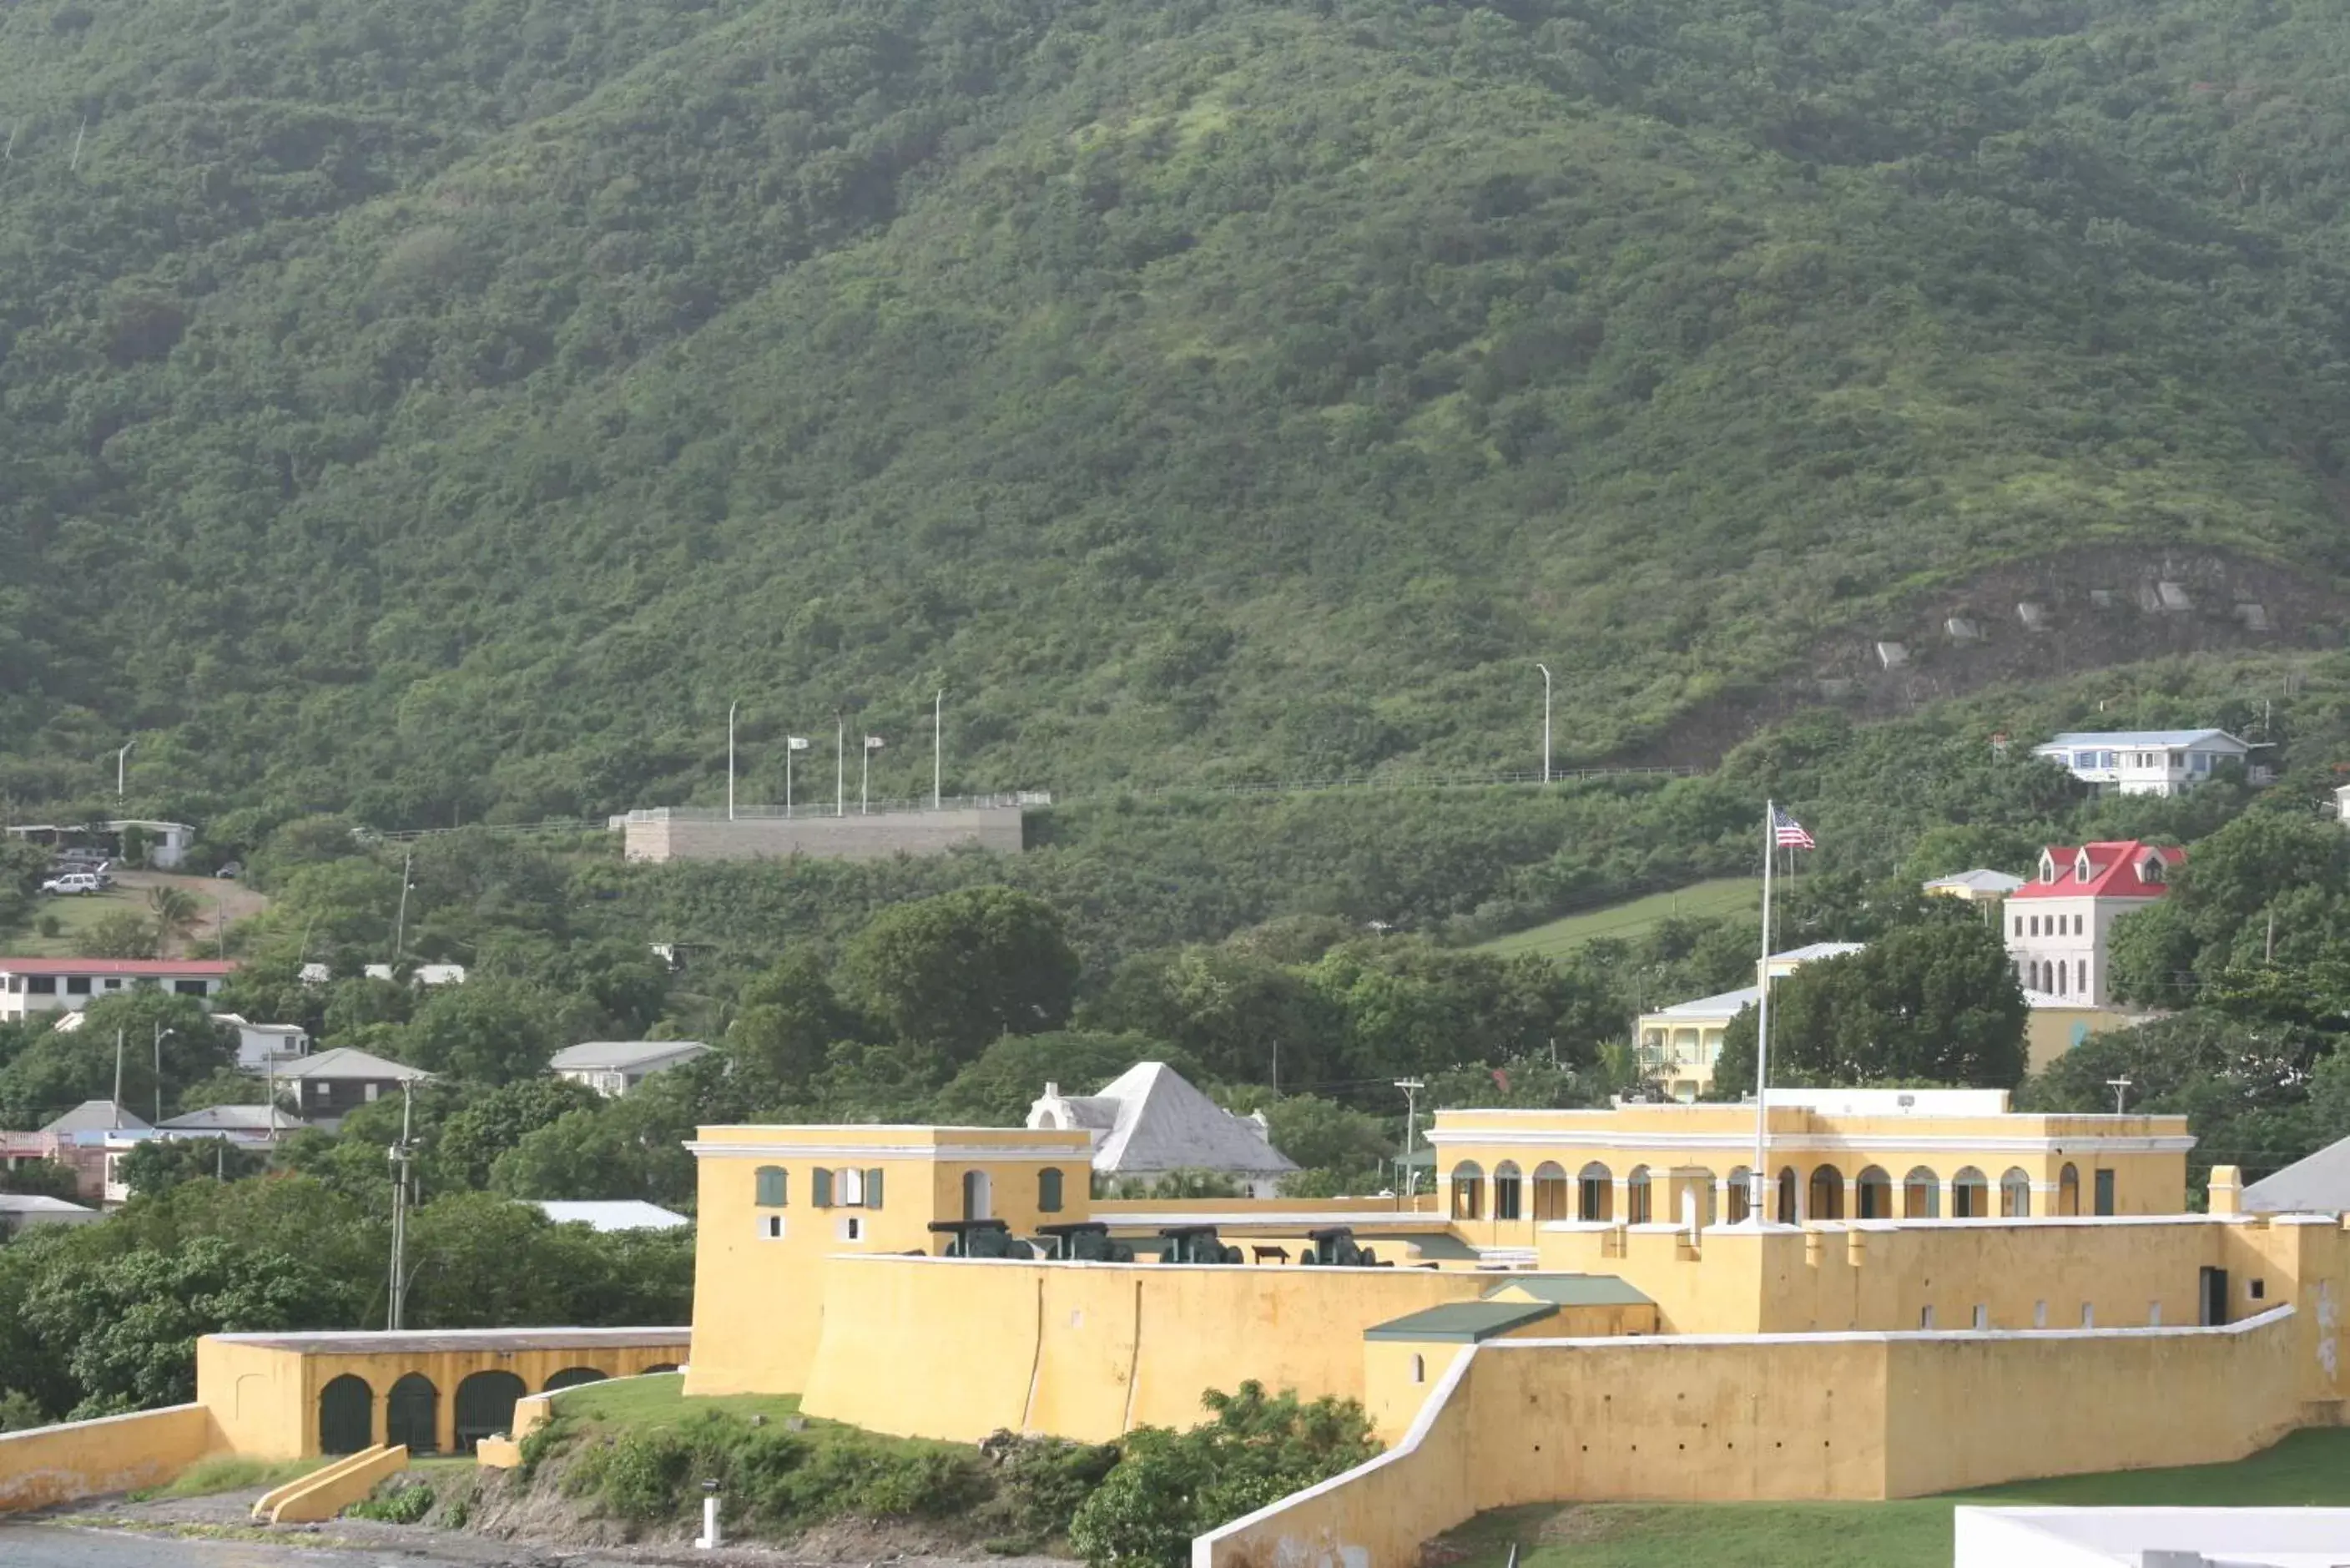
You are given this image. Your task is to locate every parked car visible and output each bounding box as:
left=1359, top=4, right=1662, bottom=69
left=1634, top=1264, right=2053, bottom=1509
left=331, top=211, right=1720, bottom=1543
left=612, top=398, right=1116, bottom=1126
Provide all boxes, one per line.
left=40, top=872, right=103, bottom=895
left=216, top=861, right=242, bottom=880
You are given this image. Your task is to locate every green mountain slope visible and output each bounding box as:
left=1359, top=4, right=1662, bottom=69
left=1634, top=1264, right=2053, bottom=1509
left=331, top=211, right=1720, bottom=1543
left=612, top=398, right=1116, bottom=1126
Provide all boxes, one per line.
left=5, top=0, right=2350, bottom=827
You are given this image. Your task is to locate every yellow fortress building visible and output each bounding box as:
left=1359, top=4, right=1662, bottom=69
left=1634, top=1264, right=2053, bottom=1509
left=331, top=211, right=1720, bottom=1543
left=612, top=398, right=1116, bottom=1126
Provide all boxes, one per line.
left=8, top=1083, right=2350, bottom=1568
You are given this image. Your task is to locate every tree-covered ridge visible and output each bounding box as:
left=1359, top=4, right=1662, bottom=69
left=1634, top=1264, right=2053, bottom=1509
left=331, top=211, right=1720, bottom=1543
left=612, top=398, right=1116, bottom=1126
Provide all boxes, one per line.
left=7, top=0, right=2350, bottom=824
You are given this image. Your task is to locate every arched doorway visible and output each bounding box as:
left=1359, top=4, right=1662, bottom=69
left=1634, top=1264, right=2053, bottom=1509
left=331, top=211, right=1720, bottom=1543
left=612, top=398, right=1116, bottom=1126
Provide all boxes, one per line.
left=1951, top=1167, right=1989, bottom=1219
left=318, top=1374, right=373, bottom=1456
left=2000, top=1167, right=2032, bottom=1218
left=1449, top=1162, right=1485, bottom=1221
left=1625, top=1166, right=1652, bottom=1226
left=961, top=1169, right=992, bottom=1222
left=386, top=1373, right=438, bottom=1455
left=2058, top=1163, right=2080, bottom=1217
left=1775, top=1167, right=1798, bottom=1225
left=643, top=1364, right=681, bottom=1375
left=454, top=1370, right=528, bottom=1453
left=1531, top=1162, right=1569, bottom=1221
left=1854, top=1167, right=1892, bottom=1220
left=1725, top=1166, right=1752, bottom=1225
left=1576, top=1162, right=1612, bottom=1222
left=1903, top=1167, right=1940, bottom=1218
left=1808, top=1165, right=1845, bottom=1221
left=543, top=1367, right=607, bottom=1394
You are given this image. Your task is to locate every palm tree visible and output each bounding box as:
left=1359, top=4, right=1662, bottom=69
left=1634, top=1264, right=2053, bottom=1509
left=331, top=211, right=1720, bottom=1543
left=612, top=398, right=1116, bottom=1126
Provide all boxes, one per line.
left=148, top=885, right=200, bottom=955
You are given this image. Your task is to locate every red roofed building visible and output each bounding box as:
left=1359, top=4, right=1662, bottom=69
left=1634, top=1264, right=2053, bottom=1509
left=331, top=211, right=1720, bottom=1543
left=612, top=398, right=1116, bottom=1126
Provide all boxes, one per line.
left=0, top=957, right=236, bottom=1021
left=2003, top=841, right=2183, bottom=1006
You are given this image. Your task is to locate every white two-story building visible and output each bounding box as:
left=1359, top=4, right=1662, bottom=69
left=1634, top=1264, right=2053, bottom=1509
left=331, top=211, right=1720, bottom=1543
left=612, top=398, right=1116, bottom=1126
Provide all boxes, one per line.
left=0, top=958, right=234, bottom=1021
left=2031, top=729, right=2252, bottom=797
left=2005, top=840, right=2181, bottom=1006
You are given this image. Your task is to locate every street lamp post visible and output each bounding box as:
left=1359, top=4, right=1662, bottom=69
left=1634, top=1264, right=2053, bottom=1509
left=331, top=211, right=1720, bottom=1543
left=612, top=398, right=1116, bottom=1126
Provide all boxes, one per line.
left=933, top=689, right=944, bottom=810
left=726, top=701, right=738, bottom=821
left=1535, top=663, right=1552, bottom=784
left=835, top=718, right=845, bottom=818
left=116, top=739, right=135, bottom=801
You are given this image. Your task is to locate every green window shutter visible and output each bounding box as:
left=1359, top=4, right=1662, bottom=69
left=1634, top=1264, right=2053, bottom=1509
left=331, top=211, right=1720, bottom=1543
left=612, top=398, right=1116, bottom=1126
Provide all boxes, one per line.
left=812, top=1167, right=833, bottom=1208
left=865, top=1168, right=884, bottom=1209
left=754, top=1167, right=787, bottom=1208
left=1039, top=1168, right=1063, bottom=1213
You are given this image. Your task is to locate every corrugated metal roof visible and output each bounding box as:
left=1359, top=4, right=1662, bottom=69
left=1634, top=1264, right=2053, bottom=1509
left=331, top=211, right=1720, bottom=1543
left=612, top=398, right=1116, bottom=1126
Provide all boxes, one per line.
left=2041, top=730, right=2246, bottom=749
left=547, top=1041, right=710, bottom=1071
left=1364, top=1300, right=1558, bottom=1342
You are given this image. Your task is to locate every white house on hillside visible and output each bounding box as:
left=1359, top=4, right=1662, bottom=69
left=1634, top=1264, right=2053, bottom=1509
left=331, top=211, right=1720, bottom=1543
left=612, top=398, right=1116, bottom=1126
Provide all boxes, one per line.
left=549, top=1040, right=710, bottom=1097
left=2032, top=729, right=2252, bottom=797
left=2005, top=840, right=2182, bottom=1006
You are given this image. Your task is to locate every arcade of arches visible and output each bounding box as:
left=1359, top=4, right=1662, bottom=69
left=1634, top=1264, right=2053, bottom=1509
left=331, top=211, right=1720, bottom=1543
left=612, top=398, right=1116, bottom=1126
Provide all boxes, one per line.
left=1445, top=1157, right=2112, bottom=1230
left=199, top=1329, right=691, bottom=1460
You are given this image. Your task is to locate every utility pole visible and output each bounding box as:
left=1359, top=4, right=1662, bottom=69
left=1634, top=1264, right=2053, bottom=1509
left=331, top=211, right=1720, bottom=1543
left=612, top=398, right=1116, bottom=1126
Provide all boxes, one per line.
left=386, top=1081, right=416, bottom=1331
left=113, top=1029, right=124, bottom=1127
left=2107, top=1076, right=2133, bottom=1116
left=391, top=850, right=413, bottom=966
left=2266, top=909, right=2277, bottom=965
left=835, top=718, right=845, bottom=818
left=1394, top=1078, right=1425, bottom=1202
left=153, top=1023, right=166, bottom=1126
left=1535, top=663, right=1552, bottom=785
left=116, top=739, right=135, bottom=801
left=934, top=688, right=944, bottom=810
left=727, top=700, right=739, bottom=821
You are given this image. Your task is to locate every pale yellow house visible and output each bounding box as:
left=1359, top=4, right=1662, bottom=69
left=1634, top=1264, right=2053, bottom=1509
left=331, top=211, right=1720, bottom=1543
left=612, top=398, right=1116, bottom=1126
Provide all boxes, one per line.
left=1634, top=942, right=1862, bottom=1100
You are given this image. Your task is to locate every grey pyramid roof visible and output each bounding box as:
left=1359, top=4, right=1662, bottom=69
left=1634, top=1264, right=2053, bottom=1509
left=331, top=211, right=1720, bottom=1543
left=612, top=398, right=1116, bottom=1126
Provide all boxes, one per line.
left=2241, top=1135, right=2350, bottom=1214
left=547, top=1040, right=709, bottom=1071
left=42, top=1100, right=149, bottom=1134
left=158, top=1104, right=305, bottom=1132
left=272, top=1046, right=431, bottom=1081
left=1081, top=1062, right=1298, bottom=1178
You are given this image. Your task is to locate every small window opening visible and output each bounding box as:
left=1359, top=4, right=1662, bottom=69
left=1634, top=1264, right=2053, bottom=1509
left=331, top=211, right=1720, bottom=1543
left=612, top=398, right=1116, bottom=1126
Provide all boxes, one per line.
left=2250, top=1279, right=2267, bottom=1301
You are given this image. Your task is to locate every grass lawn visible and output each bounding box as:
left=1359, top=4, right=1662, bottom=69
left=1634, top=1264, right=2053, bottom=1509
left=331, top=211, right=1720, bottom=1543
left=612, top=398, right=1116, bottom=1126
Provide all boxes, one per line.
left=131, top=1455, right=318, bottom=1500
left=1431, top=1429, right=2350, bottom=1568
left=545, top=1372, right=804, bottom=1431
left=18, top=887, right=141, bottom=955
left=1475, top=880, right=1762, bottom=962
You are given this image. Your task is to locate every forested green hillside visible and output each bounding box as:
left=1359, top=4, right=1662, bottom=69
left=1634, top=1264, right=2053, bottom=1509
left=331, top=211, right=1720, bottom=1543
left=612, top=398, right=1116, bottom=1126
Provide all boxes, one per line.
left=7, top=0, right=2350, bottom=826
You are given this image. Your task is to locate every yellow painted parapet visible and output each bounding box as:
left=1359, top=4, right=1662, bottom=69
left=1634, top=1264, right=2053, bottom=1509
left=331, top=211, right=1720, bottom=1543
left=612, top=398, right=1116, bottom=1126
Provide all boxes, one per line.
left=1200, top=1308, right=2306, bottom=1568
left=0, top=1404, right=222, bottom=1513
left=254, top=1444, right=408, bottom=1524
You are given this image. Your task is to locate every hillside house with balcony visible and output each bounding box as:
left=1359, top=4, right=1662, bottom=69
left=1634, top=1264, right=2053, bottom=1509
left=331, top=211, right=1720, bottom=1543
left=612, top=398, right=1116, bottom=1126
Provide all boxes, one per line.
left=2033, top=729, right=2253, bottom=796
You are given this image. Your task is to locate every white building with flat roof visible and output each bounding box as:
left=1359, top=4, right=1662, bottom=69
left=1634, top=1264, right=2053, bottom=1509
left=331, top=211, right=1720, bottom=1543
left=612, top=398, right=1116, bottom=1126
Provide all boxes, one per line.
left=0, top=958, right=234, bottom=1021
left=2032, top=729, right=2252, bottom=796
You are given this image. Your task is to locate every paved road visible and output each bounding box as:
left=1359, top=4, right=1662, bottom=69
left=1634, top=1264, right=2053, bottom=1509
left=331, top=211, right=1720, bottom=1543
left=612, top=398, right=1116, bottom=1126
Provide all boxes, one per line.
left=0, top=1524, right=428, bottom=1565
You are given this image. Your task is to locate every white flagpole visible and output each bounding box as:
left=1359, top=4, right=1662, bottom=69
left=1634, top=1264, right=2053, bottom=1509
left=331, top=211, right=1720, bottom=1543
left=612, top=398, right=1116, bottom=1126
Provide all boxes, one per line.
left=1750, top=799, right=1775, bottom=1223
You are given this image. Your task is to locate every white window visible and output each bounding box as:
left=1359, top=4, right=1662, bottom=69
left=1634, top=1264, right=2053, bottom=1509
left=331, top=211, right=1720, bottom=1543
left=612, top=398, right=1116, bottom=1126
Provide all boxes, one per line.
left=838, top=1168, right=865, bottom=1205
left=758, top=1215, right=786, bottom=1241
left=364, top=1083, right=380, bottom=1102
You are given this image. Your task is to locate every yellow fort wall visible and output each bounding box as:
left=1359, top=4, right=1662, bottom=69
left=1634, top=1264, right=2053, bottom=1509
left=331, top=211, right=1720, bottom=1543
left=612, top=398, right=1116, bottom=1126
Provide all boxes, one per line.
left=799, top=1254, right=1501, bottom=1443
left=0, top=1404, right=222, bottom=1513
left=1202, top=1308, right=2309, bottom=1568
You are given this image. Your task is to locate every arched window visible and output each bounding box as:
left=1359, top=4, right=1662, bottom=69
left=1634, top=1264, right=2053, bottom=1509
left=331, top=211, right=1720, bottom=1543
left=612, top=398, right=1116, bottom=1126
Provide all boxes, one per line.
left=2058, top=1162, right=2080, bottom=1217
left=1531, top=1162, right=1570, bottom=1222
left=1626, top=1166, right=1652, bottom=1226
left=1776, top=1166, right=1798, bottom=1225
left=1493, top=1162, right=1523, bottom=1221
left=1577, top=1162, right=1613, bottom=1222
left=1038, top=1167, right=1065, bottom=1213
left=454, top=1370, right=527, bottom=1453
left=1951, top=1167, right=1989, bottom=1219
left=1903, top=1167, right=1940, bottom=1219
left=2000, top=1167, right=2032, bottom=1218
left=1725, top=1166, right=1752, bottom=1225
left=1808, top=1165, right=1845, bottom=1221
left=2055, top=961, right=2066, bottom=996
left=754, top=1166, right=788, bottom=1207
left=542, top=1368, right=606, bottom=1394
left=1450, top=1162, right=1485, bottom=1221
left=1678, top=1167, right=1717, bottom=1228
left=1410, top=1354, right=1425, bottom=1384
left=386, top=1373, right=438, bottom=1455
left=1854, top=1167, right=1892, bottom=1220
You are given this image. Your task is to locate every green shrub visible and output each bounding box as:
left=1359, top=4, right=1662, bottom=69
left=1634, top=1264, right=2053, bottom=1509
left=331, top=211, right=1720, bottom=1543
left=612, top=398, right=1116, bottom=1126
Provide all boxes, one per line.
left=347, top=1481, right=435, bottom=1524
left=1069, top=1384, right=1380, bottom=1568
left=981, top=1432, right=1121, bottom=1546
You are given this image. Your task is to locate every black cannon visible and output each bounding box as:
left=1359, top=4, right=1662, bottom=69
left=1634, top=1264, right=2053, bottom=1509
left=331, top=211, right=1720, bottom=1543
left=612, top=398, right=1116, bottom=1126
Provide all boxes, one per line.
left=1158, top=1225, right=1243, bottom=1265
left=1036, top=1221, right=1137, bottom=1263
left=1299, top=1226, right=1385, bottom=1267
left=930, top=1219, right=1032, bottom=1259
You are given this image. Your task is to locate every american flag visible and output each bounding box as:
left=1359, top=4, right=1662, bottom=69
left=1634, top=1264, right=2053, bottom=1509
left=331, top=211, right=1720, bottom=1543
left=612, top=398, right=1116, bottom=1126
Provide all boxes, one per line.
left=1773, top=805, right=1816, bottom=850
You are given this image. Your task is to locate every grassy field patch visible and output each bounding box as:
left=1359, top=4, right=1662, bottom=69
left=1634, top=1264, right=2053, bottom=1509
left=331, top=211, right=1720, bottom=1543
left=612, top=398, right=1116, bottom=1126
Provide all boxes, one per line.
left=1475, top=880, right=1762, bottom=962
left=1432, top=1429, right=2350, bottom=1568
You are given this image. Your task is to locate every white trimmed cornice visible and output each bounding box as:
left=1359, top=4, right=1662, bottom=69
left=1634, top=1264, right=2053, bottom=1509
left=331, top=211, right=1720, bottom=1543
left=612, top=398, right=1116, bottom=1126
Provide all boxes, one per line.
left=685, top=1140, right=1087, bottom=1162
left=1425, top=1130, right=2192, bottom=1156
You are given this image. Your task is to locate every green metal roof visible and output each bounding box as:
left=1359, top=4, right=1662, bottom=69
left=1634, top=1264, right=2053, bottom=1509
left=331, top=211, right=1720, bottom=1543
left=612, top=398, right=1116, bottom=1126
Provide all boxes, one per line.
left=1364, top=1300, right=1559, bottom=1343
left=1482, top=1273, right=1653, bottom=1307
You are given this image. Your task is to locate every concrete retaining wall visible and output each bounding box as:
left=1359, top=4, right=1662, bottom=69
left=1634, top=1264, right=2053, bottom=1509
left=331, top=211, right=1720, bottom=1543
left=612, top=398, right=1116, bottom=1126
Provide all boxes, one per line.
left=623, top=807, right=1025, bottom=864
